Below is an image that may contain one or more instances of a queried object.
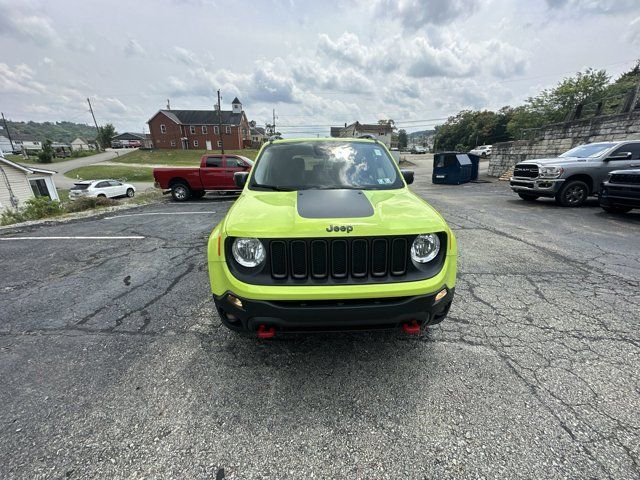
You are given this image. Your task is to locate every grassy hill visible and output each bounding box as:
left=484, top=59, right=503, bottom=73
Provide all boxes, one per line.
left=2, top=120, right=98, bottom=143
left=408, top=129, right=435, bottom=141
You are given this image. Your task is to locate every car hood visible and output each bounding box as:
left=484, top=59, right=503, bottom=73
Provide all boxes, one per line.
left=223, top=188, right=448, bottom=238
left=519, top=156, right=585, bottom=166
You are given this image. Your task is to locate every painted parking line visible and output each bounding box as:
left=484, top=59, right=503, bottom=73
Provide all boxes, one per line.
left=103, top=211, right=216, bottom=219
left=0, top=236, right=145, bottom=241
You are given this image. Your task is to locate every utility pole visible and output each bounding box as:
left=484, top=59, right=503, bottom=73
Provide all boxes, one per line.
left=87, top=98, right=102, bottom=151
left=217, top=89, right=224, bottom=154
left=1, top=112, right=15, bottom=152
left=272, top=108, right=276, bottom=135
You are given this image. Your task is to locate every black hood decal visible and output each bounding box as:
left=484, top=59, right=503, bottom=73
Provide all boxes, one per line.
left=297, top=189, right=374, bottom=219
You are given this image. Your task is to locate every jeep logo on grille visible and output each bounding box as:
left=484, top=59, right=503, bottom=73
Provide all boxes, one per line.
left=326, top=225, right=353, bottom=233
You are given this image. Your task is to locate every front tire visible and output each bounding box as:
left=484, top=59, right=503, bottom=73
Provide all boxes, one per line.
left=601, top=205, right=632, bottom=214
left=126, top=188, right=135, bottom=198
left=518, top=193, right=539, bottom=201
left=171, top=183, right=191, bottom=202
left=556, top=180, right=589, bottom=207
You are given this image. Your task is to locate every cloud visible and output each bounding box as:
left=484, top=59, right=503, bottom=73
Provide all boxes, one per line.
left=0, top=2, right=58, bottom=45
left=628, top=16, right=640, bottom=44
left=0, top=63, right=47, bottom=94
left=317, top=32, right=401, bottom=72
left=546, top=0, right=639, bottom=13
left=406, top=36, right=473, bottom=78
left=170, top=46, right=203, bottom=67
left=374, top=0, right=481, bottom=30
left=124, top=38, right=146, bottom=57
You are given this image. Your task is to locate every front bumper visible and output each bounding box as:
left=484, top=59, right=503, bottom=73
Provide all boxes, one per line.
left=510, top=177, right=564, bottom=197
left=214, top=288, right=454, bottom=333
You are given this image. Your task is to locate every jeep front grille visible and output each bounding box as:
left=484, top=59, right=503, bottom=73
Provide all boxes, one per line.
left=513, top=164, right=539, bottom=178
left=225, top=234, right=447, bottom=285
left=272, top=237, right=407, bottom=280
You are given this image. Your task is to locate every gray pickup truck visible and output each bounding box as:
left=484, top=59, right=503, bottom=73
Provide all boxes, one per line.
left=510, top=140, right=640, bottom=207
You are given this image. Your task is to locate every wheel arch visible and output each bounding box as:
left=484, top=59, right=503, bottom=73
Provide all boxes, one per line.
left=563, top=173, right=594, bottom=193
left=168, top=177, right=190, bottom=188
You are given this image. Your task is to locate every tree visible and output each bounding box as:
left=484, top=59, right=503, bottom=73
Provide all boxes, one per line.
left=507, top=68, right=610, bottom=138
left=378, top=119, right=396, bottom=130
left=37, top=139, right=54, bottom=163
left=98, top=123, right=117, bottom=149
left=434, top=108, right=514, bottom=152
left=398, top=129, right=408, bottom=149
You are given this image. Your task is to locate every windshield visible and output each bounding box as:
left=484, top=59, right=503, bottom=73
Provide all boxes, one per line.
left=249, top=141, right=403, bottom=191
left=560, top=143, right=617, bottom=158
left=71, top=183, right=90, bottom=190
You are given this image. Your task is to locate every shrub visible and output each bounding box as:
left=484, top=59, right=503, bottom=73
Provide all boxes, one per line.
left=0, top=196, right=64, bottom=225
left=37, top=140, right=54, bottom=163
left=65, top=196, right=116, bottom=212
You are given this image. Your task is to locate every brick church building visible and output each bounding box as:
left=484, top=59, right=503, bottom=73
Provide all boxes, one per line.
left=148, top=98, right=251, bottom=150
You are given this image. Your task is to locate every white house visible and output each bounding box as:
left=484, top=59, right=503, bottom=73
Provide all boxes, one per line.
left=71, top=137, right=96, bottom=151
left=0, top=135, right=13, bottom=153
left=335, top=121, right=394, bottom=148
left=10, top=134, right=41, bottom=152
left=0, top=153, right=59, bottom=212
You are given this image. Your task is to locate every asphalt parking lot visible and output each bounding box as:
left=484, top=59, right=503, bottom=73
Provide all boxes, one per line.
left=1, top=158, right=639, bottom=479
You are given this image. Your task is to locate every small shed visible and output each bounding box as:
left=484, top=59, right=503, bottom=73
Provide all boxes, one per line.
left=0, top=155, right=59, bottom=212
left=71, top=138, right=96, bottom=151
left=432, top=152, right=473, bottom=185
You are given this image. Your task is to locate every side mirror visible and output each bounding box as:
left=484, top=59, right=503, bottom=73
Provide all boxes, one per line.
left=607, top=152, right=632, bottom=161
left=234, top=171, right=249, bottom=188
left=401, top=169, right=414, bottom=185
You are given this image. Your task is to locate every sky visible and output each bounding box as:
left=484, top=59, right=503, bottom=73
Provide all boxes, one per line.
left=1, top=0, right=639, bottom=137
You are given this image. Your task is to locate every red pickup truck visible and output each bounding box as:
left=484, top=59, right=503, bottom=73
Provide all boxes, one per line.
left=153, top=154, right=253, bottom=201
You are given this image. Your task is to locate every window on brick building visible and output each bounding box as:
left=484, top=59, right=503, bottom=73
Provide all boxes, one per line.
left=214, top=126, right=219, bottom=134
left=225, top=126, right=231, bottom=134
left=217, top=141, right=222, bottom=147
left=193, top=139, right=199, bottom=147
left=160, top=124, right=166, bottom=133
left=202, top=126, right=208, bottom=134
left=170, top=140, right=176, bottom=147
left=190, top=126, right=196, bottom=134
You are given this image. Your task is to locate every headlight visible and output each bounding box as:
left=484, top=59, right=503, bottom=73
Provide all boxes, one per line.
left=411, top=234, right=440, bottom=263
left=539, top=166, right=564, bottom=178
left=232, top=238, right=266, bottom=267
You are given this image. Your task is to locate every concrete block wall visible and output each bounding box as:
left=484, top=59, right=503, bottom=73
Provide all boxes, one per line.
left=488, top=110, right=640, bottom=176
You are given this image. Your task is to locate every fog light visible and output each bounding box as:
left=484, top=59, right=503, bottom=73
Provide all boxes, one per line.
left=434, top=289, right=448, bottom=303
left=227, top=294, right=243, bottom=309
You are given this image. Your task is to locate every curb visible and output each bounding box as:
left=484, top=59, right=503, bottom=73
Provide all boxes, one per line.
left=0, top=197, right=168, bottom=232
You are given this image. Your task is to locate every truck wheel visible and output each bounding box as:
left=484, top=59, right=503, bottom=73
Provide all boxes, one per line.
left=192, top=190, right=206, bottom=199
left=518, top=193, right=539, bottom=201
left=171, top=183, right=191, bottom=201
left=556, top=180, right=589, bottom=207
left=601, top=205, right=632, bottom=214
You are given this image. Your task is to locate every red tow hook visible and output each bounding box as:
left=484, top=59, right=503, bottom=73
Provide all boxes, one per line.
left=402, top=320, right=421, bottom=335
left=257, top=324, right=276, bottom=339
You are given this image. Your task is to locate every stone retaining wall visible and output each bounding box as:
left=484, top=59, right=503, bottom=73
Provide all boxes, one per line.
left=488, top=110, right=640, bottom=176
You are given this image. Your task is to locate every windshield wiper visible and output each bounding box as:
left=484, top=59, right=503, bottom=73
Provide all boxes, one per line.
left=251, top=183, right=295, bottom=191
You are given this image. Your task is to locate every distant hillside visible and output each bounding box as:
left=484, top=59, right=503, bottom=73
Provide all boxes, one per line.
left=1, top=120, right=98, bottom=143
left=408, top=129, right=435, bottom=141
